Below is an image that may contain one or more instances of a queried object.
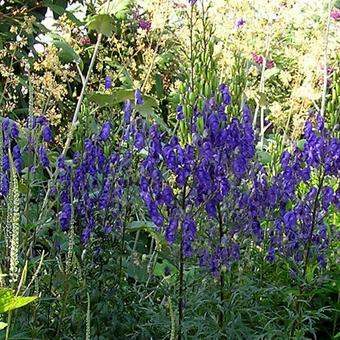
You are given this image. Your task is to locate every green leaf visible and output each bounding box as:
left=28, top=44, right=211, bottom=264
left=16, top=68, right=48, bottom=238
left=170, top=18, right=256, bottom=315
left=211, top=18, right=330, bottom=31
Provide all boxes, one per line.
left=333, top=0, right=340, bottom=9
left=100, top=0, right=132, bottom=19
left=153, top=259, right=177, bottom=277
left=155, top=73, right=164, bottom=98
left=88, top=89, right=170, bottom=132
left=257, top=150, right=272, bottom=165
left=123, top=260, right=148, bottom=282
left=297, top=139, right=306, bottom=151
left=0, top=288, right=37, bottom=314
left=44, top=3, right=66, bottom=17
left=0, top=322, right=7, bottom=330
left=127, top=221, right=167, bottom=247
left=50, top=33, right=81, bottom=63
left=87, top=14, right=115, bottom=37
left=305, top=264, right=316, bottom=283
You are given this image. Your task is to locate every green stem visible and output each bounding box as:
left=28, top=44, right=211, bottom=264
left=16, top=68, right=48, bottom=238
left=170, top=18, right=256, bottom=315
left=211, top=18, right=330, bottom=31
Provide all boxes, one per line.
left=5, top=310, right=12, bottom=340
left=292, top=169, right=325, bottom=338
left=217, top=204, right=225, bottom=331
left=178, top=182, right=187, bottom=340
left=303, top=171, right=325, bottom=279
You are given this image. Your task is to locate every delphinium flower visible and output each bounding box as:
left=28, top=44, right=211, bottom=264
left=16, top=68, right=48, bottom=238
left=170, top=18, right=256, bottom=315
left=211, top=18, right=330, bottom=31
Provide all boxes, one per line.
left=56, top=99, right=141, bottom=246
left=98, top=122, right=112, bottom=142
left=139, top=87, right=265, bottom=278
left=42, top=125, right=52, bottom=143
left=0, top=118, right=21, bottom=198
left=219, top=83, right=231, bottom=105
left=23, top=116, right=53, bottom=171
left=139, top=121, right=198, bottom=254
left=104, top=76, right=112, bottom=91
left=177, top=105, right=184, bottom=121
left=38, top=145, right=50, bottom=168
left=12, top=145, right=22, bottom=174
left=266, top=114, right=340, bottom=272
left=135, top=88, right=144, bottom=105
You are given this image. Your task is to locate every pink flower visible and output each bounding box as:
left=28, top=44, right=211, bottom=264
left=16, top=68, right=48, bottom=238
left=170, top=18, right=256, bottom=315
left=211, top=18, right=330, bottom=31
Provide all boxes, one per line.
left=251, top=52, right=263, bottom=65
left=265, top=60, right=275, bottom=69
left=251, top=53, right=275, bottom=69
left=330, top=8, right=340, bottom=21
left=79, top=36, right=91, bottom=46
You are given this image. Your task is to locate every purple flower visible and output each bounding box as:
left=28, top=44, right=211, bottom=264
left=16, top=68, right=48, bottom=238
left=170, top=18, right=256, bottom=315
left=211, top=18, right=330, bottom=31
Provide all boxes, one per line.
left=265, top=60, right=275, bottom=69
left=38, top=145, right=50, bottom=168
left=219, top=84, right=231, bottom=105
left=235, top=18, right=245, bottom=29
left=59, top=203, right=71, bottom=231
left=233, top=156, right=246, bottom=179
left=2, top=155, right=9, bottom=172
left=317, top=113, right=324, bottom=132
left=57, top=155, right=65, bottom=169
left=251, top=53, right=274, bottom=69
left=148, top=201, right=163, bottom=228
left=10, top=122, right=19, bottom=139
left=103, top=225, right=113, bottom=235
left=177, top=105, right=184, bottom=120
left=165, top=218, right=178, bottom=245
left=283, top=211, right=296, bottom=230
left=322, top=186, right=334, bottom=211
left=206, top=200, right=217, bottom=218
left=162, top=186, right=174, bottom=207
left=35, top=116, right=47, bottom=126
left=134, top=131, right=145, bottom=150
left=266, top=246, right=275, bottom=263
left=182, top=217, right=196, bottom=257
left=82, top=227, right=92, bottom=243
left=42, top=125, right=52, bottom=143
left=124, top=100, right=132, bottom=124
left=13, top=145, right=22, bottom=173
left=0, top=174, right=9, bottom=197
left=99, top=122, right=111, bottom=142
left=135, top=88, right=144, bottom=105
left=281, top=151, right=290, bottom=168
left=138, top=19, right=151, bottom=30
left=105, top=76, right=112, bottom=90
left=2, top=117, right=10, bottom=131
left=252, top=52, right=263, bottom=65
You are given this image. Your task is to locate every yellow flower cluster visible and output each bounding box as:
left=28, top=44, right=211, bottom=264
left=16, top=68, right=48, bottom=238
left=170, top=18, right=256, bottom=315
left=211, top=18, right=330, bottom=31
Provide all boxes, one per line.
left=32, top=45, right=76, bottom=127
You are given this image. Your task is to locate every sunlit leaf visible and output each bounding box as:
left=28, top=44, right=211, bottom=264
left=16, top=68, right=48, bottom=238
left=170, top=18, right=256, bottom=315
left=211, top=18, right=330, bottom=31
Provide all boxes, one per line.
left=87, top=14, right=115, bottom=37
left=99, top=0, right=132, bottom=19
left=0, top=288, right=37, bottom=314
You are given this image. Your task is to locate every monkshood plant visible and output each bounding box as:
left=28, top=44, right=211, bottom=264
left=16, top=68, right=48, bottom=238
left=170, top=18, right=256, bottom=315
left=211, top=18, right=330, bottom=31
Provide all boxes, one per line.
left=0, top=85, right=339, bottom=339
left=137, top=85, right=339, bottom=337
left=0, top=115, right=53, bottom=338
